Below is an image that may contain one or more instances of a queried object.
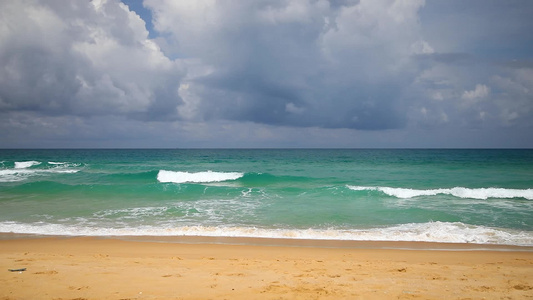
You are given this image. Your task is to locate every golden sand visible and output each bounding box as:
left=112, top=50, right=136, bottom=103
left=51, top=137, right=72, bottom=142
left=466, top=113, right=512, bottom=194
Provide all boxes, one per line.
left=1, top=237, right=532, bottom=299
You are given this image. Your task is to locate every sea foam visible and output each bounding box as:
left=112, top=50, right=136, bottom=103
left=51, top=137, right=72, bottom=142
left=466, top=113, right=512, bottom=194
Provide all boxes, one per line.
left=0, top=169, right=34, bottom=182
left=347, top=186, right=533, bottom=200
left=0, top=221, right=531, bottom=246
left=157, top=170, right=244, bottom=183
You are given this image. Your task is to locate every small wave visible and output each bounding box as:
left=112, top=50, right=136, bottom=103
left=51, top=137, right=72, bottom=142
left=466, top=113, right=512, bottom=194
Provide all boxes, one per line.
left=157, top=170, right=244, bottom=184
left=0, top=221, right=531, bottom=246
left=14, top=161, right=41, bottom=169
left=0, top=166, right=80, bottom=182
left=50, top=169, right=79, bottom=174
left=347, top=186, right=533, bottom=200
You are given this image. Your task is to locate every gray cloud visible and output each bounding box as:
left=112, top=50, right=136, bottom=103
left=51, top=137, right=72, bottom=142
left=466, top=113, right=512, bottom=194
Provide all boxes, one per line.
left=0, top=0, right=185, bottom=121
left=147, top=0, right=429, bottom=130
left=0, top=0, right=532, bottom=148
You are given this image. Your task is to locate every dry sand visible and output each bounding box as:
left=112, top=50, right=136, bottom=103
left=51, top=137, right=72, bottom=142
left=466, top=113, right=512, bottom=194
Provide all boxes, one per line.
left=1, top=236, right=532, bottom=299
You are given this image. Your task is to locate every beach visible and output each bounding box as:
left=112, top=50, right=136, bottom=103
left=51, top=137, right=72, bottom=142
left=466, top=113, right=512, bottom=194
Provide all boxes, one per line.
left=1, top=149, right=532, bottom=298
left=1, top=237, right=532, bottom=299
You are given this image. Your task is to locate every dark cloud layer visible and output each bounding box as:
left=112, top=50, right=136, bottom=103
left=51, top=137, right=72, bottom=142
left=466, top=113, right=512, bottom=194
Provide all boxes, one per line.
left=0, top=0, right=532, bottom=148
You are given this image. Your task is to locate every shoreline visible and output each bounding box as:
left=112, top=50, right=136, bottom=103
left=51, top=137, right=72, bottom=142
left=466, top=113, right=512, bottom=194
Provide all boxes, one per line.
left=2, top=232, right=533, bottom=251
left=1, top=236, right=532, bottom=299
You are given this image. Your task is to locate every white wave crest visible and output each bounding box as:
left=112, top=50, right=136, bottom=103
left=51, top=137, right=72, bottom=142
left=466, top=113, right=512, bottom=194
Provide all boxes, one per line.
left=14, top=161, right=41, bottom=169
left=347, top=185, right=533, bottom=200
left=157, top=170, right=244, bottom=183
left=0, top=221, right=531, bottom=246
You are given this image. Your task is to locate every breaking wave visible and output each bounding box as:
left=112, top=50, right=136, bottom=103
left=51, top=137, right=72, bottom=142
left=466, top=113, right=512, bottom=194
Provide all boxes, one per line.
left=14, top=161, right=41, bottom=169
left=347, top=186, right=533, bottom=200
left=157, top=170, right=244, bottom=184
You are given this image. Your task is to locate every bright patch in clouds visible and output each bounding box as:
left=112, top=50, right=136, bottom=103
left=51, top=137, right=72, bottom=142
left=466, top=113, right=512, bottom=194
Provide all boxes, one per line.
left=462, top=84, right=490, bottom=100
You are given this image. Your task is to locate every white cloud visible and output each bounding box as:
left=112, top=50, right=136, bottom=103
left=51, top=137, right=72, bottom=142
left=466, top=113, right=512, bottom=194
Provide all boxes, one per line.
left=285, top=102, right=305, bottom=114
left=431, top=91, right=444, bottom=101
left=462, top=84, right=490, bottom=100
left=411, top=40, right=434, bottom=55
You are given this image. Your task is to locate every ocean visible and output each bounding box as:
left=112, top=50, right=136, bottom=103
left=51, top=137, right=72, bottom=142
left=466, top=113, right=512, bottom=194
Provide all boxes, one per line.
left=0, top=149, right=532, bottom=246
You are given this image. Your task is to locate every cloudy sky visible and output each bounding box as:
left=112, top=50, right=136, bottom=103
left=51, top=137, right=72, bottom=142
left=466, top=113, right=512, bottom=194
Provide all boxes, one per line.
left=1, top=0, right=532, bottom=148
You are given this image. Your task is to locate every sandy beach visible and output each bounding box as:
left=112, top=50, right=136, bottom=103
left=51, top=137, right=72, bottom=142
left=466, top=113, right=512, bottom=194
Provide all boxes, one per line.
left=1, top=237, right=532, bottom=300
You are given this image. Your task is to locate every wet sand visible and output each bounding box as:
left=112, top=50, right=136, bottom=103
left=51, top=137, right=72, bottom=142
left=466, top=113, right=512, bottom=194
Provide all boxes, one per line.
left=1, top=236, right=532, bottom=299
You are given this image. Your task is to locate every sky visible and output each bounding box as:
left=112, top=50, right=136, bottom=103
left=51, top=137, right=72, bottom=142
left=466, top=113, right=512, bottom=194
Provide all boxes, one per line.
left=0, top=0, right=532, bottom=148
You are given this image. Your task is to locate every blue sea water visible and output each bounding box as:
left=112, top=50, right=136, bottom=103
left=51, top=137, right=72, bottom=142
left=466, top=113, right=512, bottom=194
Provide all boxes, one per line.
left=0, top=149, right=532, bottom=246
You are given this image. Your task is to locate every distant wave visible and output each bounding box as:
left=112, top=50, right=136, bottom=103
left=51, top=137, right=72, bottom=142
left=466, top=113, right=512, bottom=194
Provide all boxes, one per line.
left=0, top=161, right=80, bottom=182
left=347, top=186, right=533, bottom=200
left=14, top=161, right=41, bottom=169
left=157, top=170, right=244, bottom=184
left=0, top=221, right=531, bottom=246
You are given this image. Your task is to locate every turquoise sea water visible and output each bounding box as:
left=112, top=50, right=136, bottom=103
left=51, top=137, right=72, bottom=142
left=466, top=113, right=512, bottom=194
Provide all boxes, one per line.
left=0, top=149, right=532, bottom=245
